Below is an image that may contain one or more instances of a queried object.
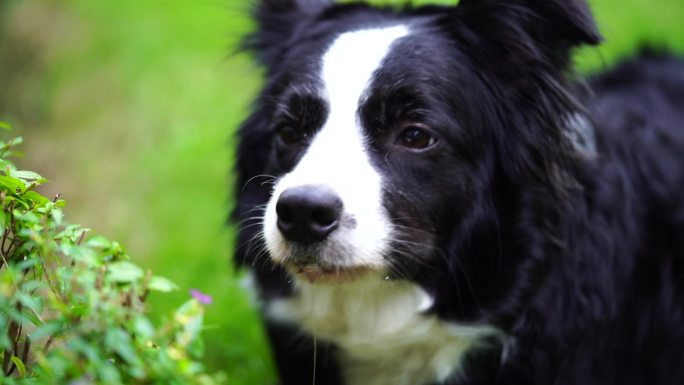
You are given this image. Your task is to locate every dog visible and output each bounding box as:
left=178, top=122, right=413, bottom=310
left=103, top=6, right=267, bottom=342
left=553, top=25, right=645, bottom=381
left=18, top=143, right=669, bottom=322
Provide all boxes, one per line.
left=232, top=0, right=684, bottom=384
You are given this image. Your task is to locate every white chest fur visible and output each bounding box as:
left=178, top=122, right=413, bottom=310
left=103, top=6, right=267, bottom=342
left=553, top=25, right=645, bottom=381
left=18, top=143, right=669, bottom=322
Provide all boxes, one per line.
left=265, top=276, right=499, bottom=385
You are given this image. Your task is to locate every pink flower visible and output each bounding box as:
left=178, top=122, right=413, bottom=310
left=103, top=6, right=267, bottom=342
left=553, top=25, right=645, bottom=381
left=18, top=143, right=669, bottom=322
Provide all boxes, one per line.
left=190, top=289, right=213, bottom=305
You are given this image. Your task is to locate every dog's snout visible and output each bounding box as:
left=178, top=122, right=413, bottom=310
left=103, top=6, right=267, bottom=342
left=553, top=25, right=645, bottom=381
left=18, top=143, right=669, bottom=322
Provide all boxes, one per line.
left=276, top=185, right=343, bottom=245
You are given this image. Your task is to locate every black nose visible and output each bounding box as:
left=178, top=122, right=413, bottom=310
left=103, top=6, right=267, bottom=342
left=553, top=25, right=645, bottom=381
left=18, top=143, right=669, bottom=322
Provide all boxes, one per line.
left=276, top=185, right=343, bottom=245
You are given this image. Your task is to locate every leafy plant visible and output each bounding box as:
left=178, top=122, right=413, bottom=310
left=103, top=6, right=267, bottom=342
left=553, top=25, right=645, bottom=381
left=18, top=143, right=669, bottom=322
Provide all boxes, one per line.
left=0, top=124, right=224, bottom=384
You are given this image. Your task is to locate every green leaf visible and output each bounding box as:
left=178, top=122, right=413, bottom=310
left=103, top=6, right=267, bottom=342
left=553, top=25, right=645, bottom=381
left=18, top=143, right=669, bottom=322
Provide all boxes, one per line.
left=15, top=257, right=40, bottom=272
left=97, top=361, right=123, bottom=385
left=13, top=170, right=43, bottom=181
left=62, top=245, right=98, bottom=267
left=105, top=328, right=139, bottom=366
left=13, top=210, right=40, bottom=224
left=11, top=355, right=27, bottom=377
left=0, top=317, right=11, bottom=350
left=107, top=261, right=144, bottom=283
left=0, top=121, right=11, bottom=130
left=85, top=236, right=112, bottom=249
left=67, top=303, right=88, bottom=319
left=7, top=137, right=22, bottom=147
left=23, top=307, right=44, bottom=327
left=174, top=300, right=205, bottom=351
left=51, top=208, right=64, bottom=225
left=132, top=317, right=155, bottom=340
left=56, top=225, right=89, bottom=244
left=148, top=276, right=179, bottom=293
left=0, top=175, right=25, bottom=193
left=23, top=190, right=51, bottom=206
left=17, top=292, right=43, bottom=318
left=31, top=320, right=66, bottom=342
left=20, top=279, right=48, bottom=293
left=67, top=337, right=101, bottom=364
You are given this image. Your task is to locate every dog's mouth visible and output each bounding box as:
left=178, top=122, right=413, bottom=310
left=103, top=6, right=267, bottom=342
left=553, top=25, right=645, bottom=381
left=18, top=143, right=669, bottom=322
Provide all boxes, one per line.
left=285, top=262, right=376, bottom=284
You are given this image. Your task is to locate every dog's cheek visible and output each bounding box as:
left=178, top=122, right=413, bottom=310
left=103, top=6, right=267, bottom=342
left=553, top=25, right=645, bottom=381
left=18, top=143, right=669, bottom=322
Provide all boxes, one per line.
left=381, top=185, right=439, bottom=268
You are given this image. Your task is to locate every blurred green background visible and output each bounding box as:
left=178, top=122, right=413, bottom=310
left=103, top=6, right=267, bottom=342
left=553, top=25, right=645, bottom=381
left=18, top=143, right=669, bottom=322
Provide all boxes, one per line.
left=0, top=0, right=682, bottom=383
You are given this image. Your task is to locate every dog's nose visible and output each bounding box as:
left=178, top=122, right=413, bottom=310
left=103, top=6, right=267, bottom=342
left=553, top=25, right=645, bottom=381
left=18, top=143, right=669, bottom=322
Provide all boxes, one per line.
left=276, top=185, right=343, bottom=245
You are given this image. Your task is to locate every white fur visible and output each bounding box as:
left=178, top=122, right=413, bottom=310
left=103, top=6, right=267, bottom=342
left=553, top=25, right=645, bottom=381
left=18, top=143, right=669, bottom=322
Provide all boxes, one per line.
left=266, top=276, right=501, bottom=385
left=564, top=113, right=597, bottom=157
left=263, top=26, right=410, bottom=268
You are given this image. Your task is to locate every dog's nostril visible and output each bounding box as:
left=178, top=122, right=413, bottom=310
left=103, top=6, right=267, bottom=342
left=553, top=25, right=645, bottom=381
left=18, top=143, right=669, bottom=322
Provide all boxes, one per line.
left=276, top=185, right=343, bottom=245
left=312, top=207, right=339, bottom=227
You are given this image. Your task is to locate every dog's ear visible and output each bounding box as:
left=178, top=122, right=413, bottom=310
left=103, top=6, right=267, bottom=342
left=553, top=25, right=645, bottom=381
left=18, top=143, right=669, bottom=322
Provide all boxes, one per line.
left=243, top=0, right=333, bottom=69
left=456, top=0, right=601, bottom=67
left=451, top=0, right=600, bottom=194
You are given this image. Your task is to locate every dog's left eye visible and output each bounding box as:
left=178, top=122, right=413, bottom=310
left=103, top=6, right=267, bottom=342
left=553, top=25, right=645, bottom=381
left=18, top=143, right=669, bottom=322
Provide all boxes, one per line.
left=397, top=125, right=438, bottom=150
left=276, top=124, right=306, bottom=146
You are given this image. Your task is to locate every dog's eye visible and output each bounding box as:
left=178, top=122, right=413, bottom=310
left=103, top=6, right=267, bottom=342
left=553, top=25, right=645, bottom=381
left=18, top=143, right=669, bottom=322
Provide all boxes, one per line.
left=276, top=124, right=306, bottom=146
left=398, top=125, right=437, bottom=150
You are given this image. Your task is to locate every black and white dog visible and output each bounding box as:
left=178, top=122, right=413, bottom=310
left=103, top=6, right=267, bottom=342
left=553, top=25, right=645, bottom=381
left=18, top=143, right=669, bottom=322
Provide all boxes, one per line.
left=232, top=0, right=684, bottom=384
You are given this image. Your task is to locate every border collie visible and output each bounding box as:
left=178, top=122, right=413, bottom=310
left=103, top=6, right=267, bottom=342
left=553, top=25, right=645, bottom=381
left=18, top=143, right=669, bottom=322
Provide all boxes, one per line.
left=232, top=1, right=684, bottom=384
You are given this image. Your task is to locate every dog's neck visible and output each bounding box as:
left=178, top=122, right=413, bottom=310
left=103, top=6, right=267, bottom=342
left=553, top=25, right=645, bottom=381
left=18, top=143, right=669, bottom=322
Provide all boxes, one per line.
left=265, top=275, right=502, bottom=385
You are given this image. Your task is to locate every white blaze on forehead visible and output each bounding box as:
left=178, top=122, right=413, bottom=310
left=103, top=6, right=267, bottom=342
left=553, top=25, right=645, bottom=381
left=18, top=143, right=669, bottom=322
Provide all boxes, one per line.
left=264, top=25, right=410, bottom=267
left=322, top=25, right=410, bottom=122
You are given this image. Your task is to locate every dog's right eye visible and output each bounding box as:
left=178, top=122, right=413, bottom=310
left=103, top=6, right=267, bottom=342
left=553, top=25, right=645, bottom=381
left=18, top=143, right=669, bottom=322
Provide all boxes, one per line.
left=276, top=124, right=306, bottom=146
left=397, top=124, right=438, bottom=151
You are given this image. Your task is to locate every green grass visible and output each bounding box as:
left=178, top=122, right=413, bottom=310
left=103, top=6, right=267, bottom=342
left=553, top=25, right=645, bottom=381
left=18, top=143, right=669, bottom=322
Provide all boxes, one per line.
left=0, top=0, right=683, bottom=384
left=2, top=1, right=274, bottom=383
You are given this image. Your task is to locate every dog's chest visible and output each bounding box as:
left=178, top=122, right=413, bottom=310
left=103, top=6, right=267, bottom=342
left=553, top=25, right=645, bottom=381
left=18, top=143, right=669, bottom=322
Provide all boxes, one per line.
left=266, top=278, right=495, bottom=385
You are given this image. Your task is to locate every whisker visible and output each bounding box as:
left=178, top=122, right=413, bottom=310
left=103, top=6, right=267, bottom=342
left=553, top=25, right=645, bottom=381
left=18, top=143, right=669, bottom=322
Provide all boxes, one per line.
left=380, top=243, right=431, bottom=273
left=236, top=215, right=265, bottom=228
left=242, top=174, right=278, bottom=192
left=238, top=203, right=269, bottom=217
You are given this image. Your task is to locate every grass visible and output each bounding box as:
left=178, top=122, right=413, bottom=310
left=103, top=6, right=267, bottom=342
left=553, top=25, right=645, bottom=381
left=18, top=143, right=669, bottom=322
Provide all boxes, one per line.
left=0, top=0, right=682, bottom=384
left=2, top=0, right=274, bottom=383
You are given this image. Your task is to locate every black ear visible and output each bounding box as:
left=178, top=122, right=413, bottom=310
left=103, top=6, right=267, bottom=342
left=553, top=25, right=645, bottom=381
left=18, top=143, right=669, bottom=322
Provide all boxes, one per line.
left=242, top=0, right=333, bottom=69
left=451, top=1, right=601, bottom=193
left=456, top=0, right=601, bottom=68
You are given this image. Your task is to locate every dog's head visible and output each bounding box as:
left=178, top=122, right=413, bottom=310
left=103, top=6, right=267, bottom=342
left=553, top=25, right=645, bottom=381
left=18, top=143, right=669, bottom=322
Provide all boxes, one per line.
left=235, top=0, right=600, bottom=322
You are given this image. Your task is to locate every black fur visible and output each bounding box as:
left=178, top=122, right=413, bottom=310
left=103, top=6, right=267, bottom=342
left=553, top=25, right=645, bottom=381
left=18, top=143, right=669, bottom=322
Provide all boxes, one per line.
left=233, top=1, right=684, bottom=384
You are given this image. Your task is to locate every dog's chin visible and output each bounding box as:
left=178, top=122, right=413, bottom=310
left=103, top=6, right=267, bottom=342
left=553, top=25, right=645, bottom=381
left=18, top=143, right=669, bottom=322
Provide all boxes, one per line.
left=284, top=262, right=378, bottom=285
left=266, top=234, right=388, bottom=285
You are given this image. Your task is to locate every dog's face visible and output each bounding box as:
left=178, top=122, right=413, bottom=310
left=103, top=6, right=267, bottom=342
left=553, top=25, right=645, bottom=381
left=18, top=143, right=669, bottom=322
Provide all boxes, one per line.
left=236, top=0, right=600, bottom=320
left=261, top=24, right=473, bottom=282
